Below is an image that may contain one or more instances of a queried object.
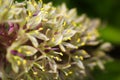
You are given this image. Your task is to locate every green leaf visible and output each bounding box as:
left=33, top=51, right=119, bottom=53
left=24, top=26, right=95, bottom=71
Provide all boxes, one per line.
left=18, top=45, right=37, bottom=56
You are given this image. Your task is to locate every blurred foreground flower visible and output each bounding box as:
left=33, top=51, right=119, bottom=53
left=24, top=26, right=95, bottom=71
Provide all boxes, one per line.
left=0, top=0, right=112, bottom=80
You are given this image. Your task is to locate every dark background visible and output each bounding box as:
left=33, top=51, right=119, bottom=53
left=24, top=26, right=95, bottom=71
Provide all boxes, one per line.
left=18, top=0, right=120, bottom=80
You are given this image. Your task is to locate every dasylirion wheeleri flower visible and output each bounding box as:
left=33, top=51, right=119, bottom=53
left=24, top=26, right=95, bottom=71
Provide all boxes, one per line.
left=0, top=0, right=112, bottom=80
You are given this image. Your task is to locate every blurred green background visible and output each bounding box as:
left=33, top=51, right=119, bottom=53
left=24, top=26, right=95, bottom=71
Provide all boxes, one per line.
left=18, top=0, right=120, bottom=80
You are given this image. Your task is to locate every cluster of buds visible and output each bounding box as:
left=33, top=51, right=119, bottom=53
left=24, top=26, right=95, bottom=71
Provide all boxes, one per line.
left=0, top=0, right=111, bottom=80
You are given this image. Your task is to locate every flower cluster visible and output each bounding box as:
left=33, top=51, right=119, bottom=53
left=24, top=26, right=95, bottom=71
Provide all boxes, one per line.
left=0, top=0, right=111, bottom=80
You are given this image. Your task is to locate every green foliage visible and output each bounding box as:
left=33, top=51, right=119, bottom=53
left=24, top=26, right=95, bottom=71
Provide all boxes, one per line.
left=90, top=60, right=120, bottom=80
left=99, top=26, right=120, bottom=45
